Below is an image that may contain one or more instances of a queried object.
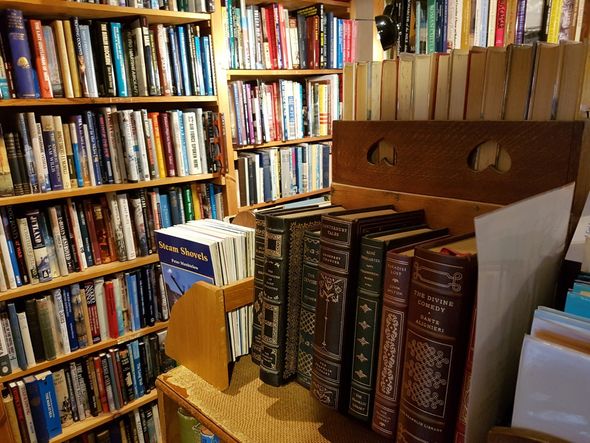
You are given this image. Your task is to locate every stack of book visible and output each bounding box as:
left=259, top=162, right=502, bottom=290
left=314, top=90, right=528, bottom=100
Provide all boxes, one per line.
left=223, top=3, right=355, bottom=70
left=68, top=0, right=215, bottom=13
left=1, top=331, right=172, bottom=442
left=0, top=9, right=216, bottom=100
left=229, top=74, right=339, bottom=146
left=236, top=143, right=331, bottom=208
left=0, top=263, right=170, bottom=374
left=345, top=41, right=589, bottom=123
left=0, top=108, right=224, bottom=198
left=156, top=219, right=255, bottom=361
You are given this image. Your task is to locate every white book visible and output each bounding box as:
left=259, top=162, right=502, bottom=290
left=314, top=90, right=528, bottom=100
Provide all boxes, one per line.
left=141, top=109, right=159, bottom=179
left=80, top=25, right=99, bottom=98
left=51, top=289, right=71, bottom=355
left=283, top=9, right=293, bottom=69
left=183, top=111, right=202, bottom=175
left=101, top=107, right=123, bottom=184
left=156, top=25, right=173, bottom=96
left=17, top=312, right=36, bottom=368
left=53, top=116, right=71, bottom=189
left=112, top=277, right=124, bottom=336
left=269, top=148, right=280, bottom=200
left=0, top=312, right=11, bottom=375
left=81, top=124, right=96, bottom=186
left=16, top=217, right=38, bottom=284
left=53, top=369, right=74, bottom=428
left=134, top=409, right=147, bottom=443
left=0, top=216, right=16, bottom=289
left=47, top=206, right=69, bottom=276
left=247, top=7, right=257, bottom=70
left=290, top=20, right=300, bottom=69
left=194, top=108, right=208, bottom=172
left=66, top=198, right=88, bottom=271
left=106, top=192, right=127, bottom=261
left=131, top=23, right=149, bottom=96
left=68, top=362, right=86, bottom=421
left=93, top=278, right=109, bottom=341
left=169, top=111, right=187, bottom=176
left=454, top=0, right=463, bottom=50
left=16, top=380, right=38, bottom=443
left=116, top=193, right=137, bottom=261
left=132, top=110, right=150, bottom=181
left=118, top=110, right=140, bottom=182
left=46, top=294, right=64, bottom=356
left=486, top=0, right=497, bottom=48
left=26, top=113, right=50, bottom=193
left=151, top=403, right=163, bottom=442
left=0, top=310, right=18, bottom=371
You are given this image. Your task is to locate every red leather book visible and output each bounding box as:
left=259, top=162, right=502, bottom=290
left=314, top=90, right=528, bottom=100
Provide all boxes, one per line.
left=104, top=281, right=118, bottom=339
left=93, top=356, right=109, bottom=413
left=264, top=6, right=278, bottom=70
left=158, top=112, right=176, bottom=177
left=28, top=19, right=52, bottom=98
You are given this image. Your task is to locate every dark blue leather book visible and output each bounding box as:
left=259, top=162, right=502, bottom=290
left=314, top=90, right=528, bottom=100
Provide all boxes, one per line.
left=61, top=286, right=79, bottom=352
left=5, top=9, right=37, bottom=98
left=168, top=188, right=182, bottom=226
left=84, top=111, right=103, bottom=186
left=258, top=150, right=272, bottom=202
left=40, top=115, right=64, bottom=190
left=167, top=26, right=182, bottom=96
left=322, top=144, right=330, bottom=188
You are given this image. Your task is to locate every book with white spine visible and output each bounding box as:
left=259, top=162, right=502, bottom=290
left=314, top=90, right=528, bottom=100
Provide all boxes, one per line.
left=169, top=111, right=187, bottom=176
left=117, top=110, right=140, bottom=182
left=51, top=289, right=71, bottom=355
left=17, top=312, right=35, bottom=368
left=116, top=193, right=137, bottom=261
left=82, top=124, right=96, bottom=186
left=183, top=111, right=202, bottom=175
left=142, top=109, right=159, bottom=179
left=66, top=198, right=88, bottom=271
left=47, top=206, right=69, bottom=276
left=94, top=278, right=109, bottom=342
left=0, top=308, right=17, bottom=371
left=132, top=110, right=150, bottom=181
left=16, top=217, right=38, bottom=284
left=26, top=112, right=51, bottom=193
left=106, top=192, right=127, bottom=261
left=100, top=107, right=123, bottom=184
left=0, top=215, right=16, bottom=289
left=53, top=116, right=71, bottom=189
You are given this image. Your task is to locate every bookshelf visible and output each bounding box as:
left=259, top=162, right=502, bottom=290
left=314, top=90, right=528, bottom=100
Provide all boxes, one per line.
left=238, top=187, right=330, bottom=211
left=233, top=135, right=333, bottom=151
left=0, top=0, right=230, bottom=441
left=227, top=69, right=342, bottom=78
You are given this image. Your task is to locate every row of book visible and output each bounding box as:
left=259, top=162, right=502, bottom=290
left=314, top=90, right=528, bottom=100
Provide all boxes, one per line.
left=223, top=2, right=356, bottom=70
left=395, top=0, right=587, bottom=55
left=0, top=264, right=170, bottom=375
left=228, top=74, right=339, bottom=146
left=236, top=143, right=331, bottom=208
left=0, top=108, right=224, bottom=198
left=68, top=0, right=215, bottom=14
left=345, top=41, right=589, bottom=124
left=155, top=219, right=255, bottom=361
left=0, top=10, right=216, bottom=99
left=62, top=400, right=162, bottom=443
left=250, top=202, right=478, bottom=441
left=2, top=331, right=173, bottom=442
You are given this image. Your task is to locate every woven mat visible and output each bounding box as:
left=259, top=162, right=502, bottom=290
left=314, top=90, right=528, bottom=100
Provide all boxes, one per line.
left=161, top=356, right=389, bottom=442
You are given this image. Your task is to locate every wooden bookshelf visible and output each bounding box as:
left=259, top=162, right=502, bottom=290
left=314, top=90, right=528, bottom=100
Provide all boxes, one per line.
left=0, top=173, right=219, bottom=207
left=238, top=188, right=330, bottom=211
left=233, top=135, right=333, bottom=151
left=49, top=390, right=158, bottom=443
left=0, top=254, right=159, bottom=302
left=0, top=0, right=211, bottom=24
left=245, top=0, right=350, bottom=12
left=227, top=69, right=342, bottom=78
left=1, top=321, right=168, bottom=383
left=0, top=96, right=218, bottom=107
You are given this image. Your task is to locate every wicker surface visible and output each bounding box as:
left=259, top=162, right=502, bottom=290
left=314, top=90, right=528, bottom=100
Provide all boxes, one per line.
left=159, top=356, right=390, bottom=442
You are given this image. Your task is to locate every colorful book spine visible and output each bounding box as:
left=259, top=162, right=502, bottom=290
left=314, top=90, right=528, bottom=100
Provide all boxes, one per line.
left=110, top=22, right=128, bottom=97
left=5, top=9, right=38, bottom=98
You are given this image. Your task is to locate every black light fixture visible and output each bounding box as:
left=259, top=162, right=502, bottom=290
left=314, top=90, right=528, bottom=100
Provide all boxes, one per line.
left=375, top=3, right=400, bottom=51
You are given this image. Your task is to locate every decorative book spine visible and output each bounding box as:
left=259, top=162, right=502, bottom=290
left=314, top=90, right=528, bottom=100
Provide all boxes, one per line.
left=296, top=230, right=320, bottom=388
left=348, top=237, right=388, bottom=421
left=372, top=252, right=413, bottom=437
left=260, top=214, right=322, bottom=386
left=251, top=212, right=266, bottom=365
left=396, top=248, right=476, bottom=442
left=5, top=9, right=37, bottom=98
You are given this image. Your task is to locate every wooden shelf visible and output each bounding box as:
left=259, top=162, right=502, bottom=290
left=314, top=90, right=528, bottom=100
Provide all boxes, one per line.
left=227, top=69, right=342, bottom=78
left=0, top=254, right=159, bottom=302
left=0, top=0, right=210, bottom=24
left=0, top=96, right=217, bottom=107
left=244, top=0, right=350, bottom=12
left=0, top=173, right=218, bottom=207
left=49, top=390, right=158, bottom=443
left=234, top=135, right=332, bottom=150
left=0, top=322, right=168, bottom=384
left=238, top=188, right=330, bottom=211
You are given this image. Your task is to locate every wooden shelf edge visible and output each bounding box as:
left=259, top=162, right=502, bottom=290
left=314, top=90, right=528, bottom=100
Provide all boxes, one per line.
left=0, top=254, right=159, bottom=302
left=0, top=95, right=218, bottom=107
left=0, top=322, right=168, bottom=384
left=238, top=188, right=330, bottom=211
left=234, top=135, right=332, bottom=150
left=49, top=390, right=158, bottom=443
left=0, top=173, right=219, bottom=207
left=227, top=69, right=342, bottom=78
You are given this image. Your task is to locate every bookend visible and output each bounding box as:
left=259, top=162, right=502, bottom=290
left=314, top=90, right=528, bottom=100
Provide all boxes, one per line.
left=164, top=277, right=254, bottom=391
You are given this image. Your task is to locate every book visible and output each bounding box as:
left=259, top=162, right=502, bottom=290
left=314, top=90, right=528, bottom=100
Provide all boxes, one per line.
left=260, top=205, right=344, bottom=386
left=396, top=236, right=477, bottom=441
left=5, top=10, right=37, bottom=98
left=27, top=371, right=62, bottom=442
left=311, top=207, right=425, bottom=411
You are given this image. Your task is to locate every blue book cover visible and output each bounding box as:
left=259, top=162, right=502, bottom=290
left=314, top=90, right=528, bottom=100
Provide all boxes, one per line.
left=68, top=117, right=84, bottom=188
left=7, top=302, right=27, bottom=369
left=202, top=36, right=214, bottom=96
left=572, top=281, right=590, bottom=294
left=109, top=22, right=128, bottom=97
left=326, top=11, right=334, bottom=68
left=177, top=111, right=189, bottom=176
left=125, top=271, right=141, bottom=331
left=61, top=286, right=79, bottom=352
left=208, top=183, right=217, bottom=220
left=176, top=27, right=192, bottom=96
left=337, top=19, right=343, bottom=69
left=84, top=111, right=103, bottom=185
left=16, top=113, right=40, bottom=193
left=155, top=228, right=216, bottom=307
left=565, top=291, right=590, bottom=319
left=41, top=117, right=64, bottom=191
left=167, top=26, right=182, bottom=96
left=193, top=36, right=204, bottom=96
left=321, top=144, right=330, bottom=188
left=105, top=354, right=121, bottom=409
left=36, top=371, right=62, bottom=440
left=25, top=375, right=51, bottom=442
left=126, top=343, right=139, bottom=399
left=130, top=340, right=145, bottom=397
left=5, top=9, right=38, bottom=98
left=159, top=193, right=172, bottom=228
left=259, top=150, right=272, bottom=202
left=0, top=208, right=22, bottom=286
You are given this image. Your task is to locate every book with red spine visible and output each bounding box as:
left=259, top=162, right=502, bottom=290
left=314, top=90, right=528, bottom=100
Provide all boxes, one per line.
left=92, top=356, right=109, bottom=413
left=104, top=280, right=119, bottom=339
left=28, top=19, right=53, bottom=98
left=158, top=112, right=176, bottom=177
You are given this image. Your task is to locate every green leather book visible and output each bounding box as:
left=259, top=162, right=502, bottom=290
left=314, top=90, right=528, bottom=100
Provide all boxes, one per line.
left=177, top=407, right=199, bottom=443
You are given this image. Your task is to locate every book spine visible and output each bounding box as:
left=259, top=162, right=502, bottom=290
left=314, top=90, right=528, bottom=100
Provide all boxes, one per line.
left=396, top=248, right=476, bottom=442
left=8, top=304, right=28, bottom=370
left=42, top=26, right=63, bottom=98
left=24, top=377, right=48, bottom=443
left=70, top=284, right=88, bottom=349
left=158, top=112, right=176, bottom=176
left=6, top=10, right=37, bottom=98
left=110, top=22, right=128, bottom=97
left=29, top=19, right=53, bottom=98
left=61, top=286, right=80, bottom=352
left=84, top=281, right=102, bottom=344
left=84, top=112, right=103, bottom=185
left=36, top=297, right=58, bottom=360
left=117, top=193, right=137, bottom=261
left=65, top=364, right=81, bottom=422
left=93, top=356, right=109, bottom=413
left=23, top=299, right=45, bottom=363
left=40, top=115, right=64, bottom=191
left=0, top=307, right=18, bottom=372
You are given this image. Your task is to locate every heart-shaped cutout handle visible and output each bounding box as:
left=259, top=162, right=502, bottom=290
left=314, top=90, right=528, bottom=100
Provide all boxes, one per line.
left=367, top=138, right=397, bottom=166
left=467, top=141, right=511, bottom=173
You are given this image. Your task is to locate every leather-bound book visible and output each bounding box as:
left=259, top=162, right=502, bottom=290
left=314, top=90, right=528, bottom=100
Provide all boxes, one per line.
left=311, top=207, right=425, bottom=411
left=296, top=230, right=321, bottom=388
left=396, top=235, right=477, bottom=443
left=349, top=227, right=449, bottom=422
left=260, top=205, right=344, bottom=386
